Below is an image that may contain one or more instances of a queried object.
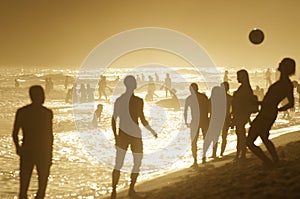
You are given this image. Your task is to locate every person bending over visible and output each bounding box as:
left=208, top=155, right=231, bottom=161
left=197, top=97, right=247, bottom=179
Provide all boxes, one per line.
left=247, top=58, right=295, bottom=165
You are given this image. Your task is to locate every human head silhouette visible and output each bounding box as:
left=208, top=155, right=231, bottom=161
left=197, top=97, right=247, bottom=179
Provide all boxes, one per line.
left=29, top=85, right=45, bottom=105
left=97, top=103, right=103, bottom=110
left=124, top=75, right=137, bottom=92
left=189, top=83, right=198, bottom=94
left=278, top=58, right=296, bottom=76
left=237, top=69, right=250, bottom=84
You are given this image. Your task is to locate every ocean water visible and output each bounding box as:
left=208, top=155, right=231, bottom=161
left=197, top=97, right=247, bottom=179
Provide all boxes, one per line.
left=0, top=66, right=299, bottom=198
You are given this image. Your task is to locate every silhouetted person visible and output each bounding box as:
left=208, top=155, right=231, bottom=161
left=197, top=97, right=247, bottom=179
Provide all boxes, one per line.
left=155, top=72, right=159, bottom=82
left=98, top=75, right=108, bottom=100
left=95, top=103, right=103, bottom=122
left=254, top=85, right=264, bottom=101
left=265, top=68, right=272, bottom=88
left=218, top=82, right=232, bottom=156
left=65, top=88, right=72, bottom=103
left=45, top=78, right=53, bottom=97
left=15, top=79, right=20, bottom=89
left=141, top=73, right=145, bottom=82
left=12, top=85, right=53, bottom=199
left=223, top=70, right=229, bottom=82
left=86, top=83, right=94, bottom=102
left=145, top=76, right=155, bottom=101
left=72, top=83, right=78, bottom=103
left=111, top=75, right=157, bottom=199
left=92, top=103, right=103, bottom=127
left=231, top=70, right=254, bottom=160
left=79, top=83, right=87, bottom=103
left=184, top=83, right=209, bottom=166
left=163, top=73, right=172, bottom=97
left=136, top=75, right=141, bottom=84
left=64, top=76, right=69, bottom=89
left=247, top=58, right=295, bottom=165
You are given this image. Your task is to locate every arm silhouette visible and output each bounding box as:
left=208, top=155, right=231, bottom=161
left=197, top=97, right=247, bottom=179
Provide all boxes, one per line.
left=12, top=110, right=21, bottom=155
left=278, top=89, right=294, bottom=111
left=139, top=100, right=157, bottom=138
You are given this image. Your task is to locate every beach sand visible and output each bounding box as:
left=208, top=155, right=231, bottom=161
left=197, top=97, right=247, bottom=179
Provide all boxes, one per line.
left=103, top=131, right=300, bottom=199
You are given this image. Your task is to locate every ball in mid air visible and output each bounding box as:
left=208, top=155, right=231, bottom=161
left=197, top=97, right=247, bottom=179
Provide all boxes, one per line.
left=249, top=29, right=264, bottom=45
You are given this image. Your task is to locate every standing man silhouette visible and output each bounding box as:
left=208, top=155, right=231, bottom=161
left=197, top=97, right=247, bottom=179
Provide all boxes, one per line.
left=98, top=75, right=108, bottom=100
left=164, top=73, right=172, bottom=97
left=247, top=58, right=295, bottom=165
left=12, top=85, right=53, bottom=199
left=184, top=83, right=209, bottom=167
left=265, top=68, right=272, bottom=88
left=111, top=75, right=157, bottom=199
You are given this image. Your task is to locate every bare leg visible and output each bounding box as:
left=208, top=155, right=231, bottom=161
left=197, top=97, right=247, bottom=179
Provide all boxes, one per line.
left=19, top=157, right=34, bottom=199
left=35, top=161, right=51, bottom=199
left=111, top=148, right=126, bottom=199
left=247, top=127, right=272, bottom=164
left=104, top=91, right=107, bottom=100
left=190, top=128, right=199, bottom=166
left=129, top=153, right=143, bottom=196
left=236, top=124, right=246, bottom=159
left=220, top=125, right=229, bottom=156
left=261, top=134, right=279, bottom=162
left=111, top=170, right=120, bottom=199
left=240, top=128, right=247, bottom=159
left=129, top=173, right=139, bottom=196
left=98, top=89, right=101, bottom=100
left=201, top=127, right=207, bottom=163
left=191, top=138, right=198, bottom=164
left=235, top=131, right=241, bottom=159
left=212, top=142, right=217, bottom=158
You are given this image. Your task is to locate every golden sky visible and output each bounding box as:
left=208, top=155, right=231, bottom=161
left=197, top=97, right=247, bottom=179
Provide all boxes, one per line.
left=0, top=0, right=299, bottom=69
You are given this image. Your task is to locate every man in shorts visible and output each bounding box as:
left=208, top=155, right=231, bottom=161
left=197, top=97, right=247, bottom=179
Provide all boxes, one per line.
left=12, top=85, right=53, bottom=199
left=111, top=75, right=157, bottom=198
left=184, top=83, right=209, bottom=167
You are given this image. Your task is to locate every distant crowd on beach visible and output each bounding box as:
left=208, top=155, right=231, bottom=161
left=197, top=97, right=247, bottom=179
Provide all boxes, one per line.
left=13, top=66, right=300, bottom=110
left=11, top=58, right=298, bottom=198
left=63, top=72, right=176, bottom=110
